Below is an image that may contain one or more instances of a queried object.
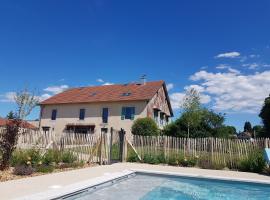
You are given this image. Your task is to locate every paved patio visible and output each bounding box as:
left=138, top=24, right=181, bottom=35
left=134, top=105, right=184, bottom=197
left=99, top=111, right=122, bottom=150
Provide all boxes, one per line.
left=1, top=163, right=270, bottom=200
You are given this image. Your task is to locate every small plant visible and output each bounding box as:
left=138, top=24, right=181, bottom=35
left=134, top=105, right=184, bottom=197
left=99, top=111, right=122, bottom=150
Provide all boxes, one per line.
left=42, top=149, right=61, bottom=165
left=35, top=165, right=55, bottom=173
left=179, top=156, right=197, bottom=167
left=61, top=151, right=77, bottom=163
left=239, top=150, right=266, bottom=173
left=143, top=154, right=159, bottom=164
left=13, top=165, right=34, bottom=176
left=167, top=156, right=178, bottom=166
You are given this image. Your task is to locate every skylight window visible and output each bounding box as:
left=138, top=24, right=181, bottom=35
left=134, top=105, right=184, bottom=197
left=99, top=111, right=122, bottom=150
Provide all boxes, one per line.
left=122, top=92, right=131, bottom=96
left=90, top=92, right=97, bottom=96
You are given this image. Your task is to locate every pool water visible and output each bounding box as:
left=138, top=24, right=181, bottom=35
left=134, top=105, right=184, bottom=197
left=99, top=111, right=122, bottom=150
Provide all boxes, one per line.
left=60, top=173, right=270, bottom=200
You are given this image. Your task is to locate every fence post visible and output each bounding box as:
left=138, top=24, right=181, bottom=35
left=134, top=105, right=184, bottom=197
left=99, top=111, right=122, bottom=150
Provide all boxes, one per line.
left=119, top=128, right=127, bottom=162
left=109, top=127, right=113, bottom=164
left=99, top=131, right=103, bottom=165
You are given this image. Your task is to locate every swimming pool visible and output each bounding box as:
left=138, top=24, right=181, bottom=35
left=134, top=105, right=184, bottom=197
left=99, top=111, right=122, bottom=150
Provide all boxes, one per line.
left=54, top=172, right=270, bottom=200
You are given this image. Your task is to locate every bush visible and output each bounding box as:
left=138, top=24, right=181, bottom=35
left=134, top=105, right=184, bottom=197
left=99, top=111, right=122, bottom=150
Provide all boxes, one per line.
left=13, top=165, right=34, bottom=176
left=179, top=156, right=197, bottom=167
left=11, top=149, right=42, bottom=167
left=239, top=150, right=266, bottom=173
left=132, top=118, right=159, bottom=136
left=35, top=165, right=55, bottom=173
left=42, top=149, right=61, bottom=165
left=61, top=151, right=77, bottom=163
left=143, top=154, right=159, bottom=164
left=127, top=146, right=140, bottom=162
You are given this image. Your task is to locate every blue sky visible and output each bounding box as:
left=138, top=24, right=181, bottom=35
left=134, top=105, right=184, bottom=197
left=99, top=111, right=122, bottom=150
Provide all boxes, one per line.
left=0, top=0, right=270, bottom=131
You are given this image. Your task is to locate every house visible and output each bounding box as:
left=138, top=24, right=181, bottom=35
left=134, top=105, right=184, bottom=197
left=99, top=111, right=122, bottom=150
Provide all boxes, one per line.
left=0, top=118, right=37, bottom=130
left=39, top=80, right=173, bottom=138
left=237, top=131, right=252, bottom=140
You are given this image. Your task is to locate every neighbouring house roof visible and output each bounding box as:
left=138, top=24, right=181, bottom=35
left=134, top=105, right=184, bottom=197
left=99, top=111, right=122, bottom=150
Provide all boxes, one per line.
left=40, top=80, right=173, bottom=116
left=0, top=118, right=37, bottom=129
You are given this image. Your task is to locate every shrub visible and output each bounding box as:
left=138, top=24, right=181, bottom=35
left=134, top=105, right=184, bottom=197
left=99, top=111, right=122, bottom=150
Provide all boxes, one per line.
left=42, top=149, right=61, bottom=165
left=11, top=149, right=42, bottom=167
left=127, top=146, right=140, bottom=163
left=239, top=150, right=266, bottom=173
left=35, top=165, right=55, bottom=173
left=167, top=156, right=178, bottom=166
left=61, top=151, right=77, bottom=163
left=179, top=156, right=197, bottom=167
left=131, top=118, right=159, bottom=136
left=143, top=154, right=159, bottom=164
left=13, top=165, right=34, bottom=176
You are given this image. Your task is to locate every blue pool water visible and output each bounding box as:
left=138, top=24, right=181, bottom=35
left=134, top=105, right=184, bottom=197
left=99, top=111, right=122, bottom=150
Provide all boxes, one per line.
left=60, top=173, right=270, bottom=200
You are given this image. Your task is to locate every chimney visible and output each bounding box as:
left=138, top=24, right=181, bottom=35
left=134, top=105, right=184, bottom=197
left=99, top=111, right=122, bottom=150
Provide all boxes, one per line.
left=140, top=75, right=146, bottom=85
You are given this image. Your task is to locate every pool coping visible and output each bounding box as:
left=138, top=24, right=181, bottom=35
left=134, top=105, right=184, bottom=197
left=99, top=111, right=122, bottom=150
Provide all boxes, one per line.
left=14, top=170, right=135, bottom=200
left=14, top=167, right=270, bottom=200
left=132, top=169, right=270, bottom=185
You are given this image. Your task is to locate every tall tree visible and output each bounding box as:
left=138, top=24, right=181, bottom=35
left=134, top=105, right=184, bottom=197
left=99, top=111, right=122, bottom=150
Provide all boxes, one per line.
left=181, top=88, right=202, bottom=138
left=259, top=94, right=270, bottom=137
left=244, top=121, right=252, bottom=133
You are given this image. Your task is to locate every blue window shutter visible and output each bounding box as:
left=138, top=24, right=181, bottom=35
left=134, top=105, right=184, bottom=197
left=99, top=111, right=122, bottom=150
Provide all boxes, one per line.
left=121, top=107, right=125, bottom=120
left=131, top=107, right=135, bottom=120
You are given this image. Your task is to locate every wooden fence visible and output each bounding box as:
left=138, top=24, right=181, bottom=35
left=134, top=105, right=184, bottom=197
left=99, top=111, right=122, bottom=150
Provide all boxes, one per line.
left=132, top=135, right=270, bottom=169
left=1, top=128, right=123, bottom=164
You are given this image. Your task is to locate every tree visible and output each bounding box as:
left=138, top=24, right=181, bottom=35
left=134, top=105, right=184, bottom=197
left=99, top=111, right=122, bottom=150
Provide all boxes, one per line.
left=259, top=94, right=270, bottom=137
left=252, top=125, right=265, bottom=138
left=6, top=111, right=15, bottom=120
left=0, top=88, right=39, bottom=170
left=181, top=88, right=203, bottom=138
left=244, top=121, right=252, bottom=133
left=132, top=118, right=159, bottom=136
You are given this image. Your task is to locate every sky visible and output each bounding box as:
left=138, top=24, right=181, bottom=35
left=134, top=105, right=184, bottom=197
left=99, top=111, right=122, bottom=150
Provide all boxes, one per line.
left=0, top=0, right=270, bottom=131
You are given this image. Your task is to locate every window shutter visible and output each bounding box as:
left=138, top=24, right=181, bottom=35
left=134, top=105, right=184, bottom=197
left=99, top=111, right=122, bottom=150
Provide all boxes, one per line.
left=121, top=107, right=125, bottom=120
left=131, top=107, right=135, bottom=120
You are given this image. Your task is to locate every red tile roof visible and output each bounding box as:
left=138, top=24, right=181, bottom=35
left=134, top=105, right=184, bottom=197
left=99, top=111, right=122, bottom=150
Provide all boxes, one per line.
left=0, top=118, right=37, bottom=129
left=40, top=80, right=166, bottom=105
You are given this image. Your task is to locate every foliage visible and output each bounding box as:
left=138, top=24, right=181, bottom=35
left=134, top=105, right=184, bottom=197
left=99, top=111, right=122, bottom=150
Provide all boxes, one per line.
left=35, top=165, right=55, bottom=173
left=181, top=88, right=203, bottom=137
left=244, top=121, right=252, bottom=133
left=14, top=88, right=39, bottom=120
left=259, top=94, right=270, bottom=137
left=6, top=111, right=15, bottom=119
left=253, top=125, right=265, bottom=138
left=11, top=149, right=42, bottom=167
left=126, top=145, right=140, bottom=162
left=61, top=151, right=77, bottom=163
left=42, top=149, right=62, bottom=165
left=132, top=117, right=159, bottom=136
left=163, top=109, right=232, bottom=138
left=13, top=165, right=34, bottom=176
left=0, top=88, right=39, bottom=170
left=0, top=120, right=20, bottom=170
left=239, top=150, right=266, bottom=173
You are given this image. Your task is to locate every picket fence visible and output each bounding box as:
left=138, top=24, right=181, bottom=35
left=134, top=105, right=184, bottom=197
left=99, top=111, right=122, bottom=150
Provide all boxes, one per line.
left=132, top=135, right=270, bottom=169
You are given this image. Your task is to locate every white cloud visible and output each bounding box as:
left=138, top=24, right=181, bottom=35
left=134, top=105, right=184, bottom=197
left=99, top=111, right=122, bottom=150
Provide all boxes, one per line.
left=39, top=93, right=51, bottom=101
left=43, top=85, right=69, bottom=94
left=216, top=64, right=240, bottom=74
left=170, top=85, right=211, bottom=109
left=166, top=83, right=174, bottom=91
left=97, top=78, right=104, bottom=83
left=189, top=70, right=270, bottom=113
left=215, top=52, right=240, bottom=58
left=0, top=92, right=16, bottom=102
left=170, top=92, right=185, bottom=109
left=103, top=82, right=114, bottom=85
left=249, top=54, right=260, bottom=58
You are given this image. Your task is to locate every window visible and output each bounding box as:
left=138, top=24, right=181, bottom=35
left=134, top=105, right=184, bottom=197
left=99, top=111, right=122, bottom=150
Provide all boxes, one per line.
left=51, top=109, right=57, bottom=120
left=121, top=107, right=135, bottom=120
left=102, top=108, right=109, bottom=123
left=160, top=112, right=164, bottom=126
left=121, top=92, right=131, bottom=96
left=153, top=109, right=159, bottom=123
left=79, top=109, right=85, bottom=120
